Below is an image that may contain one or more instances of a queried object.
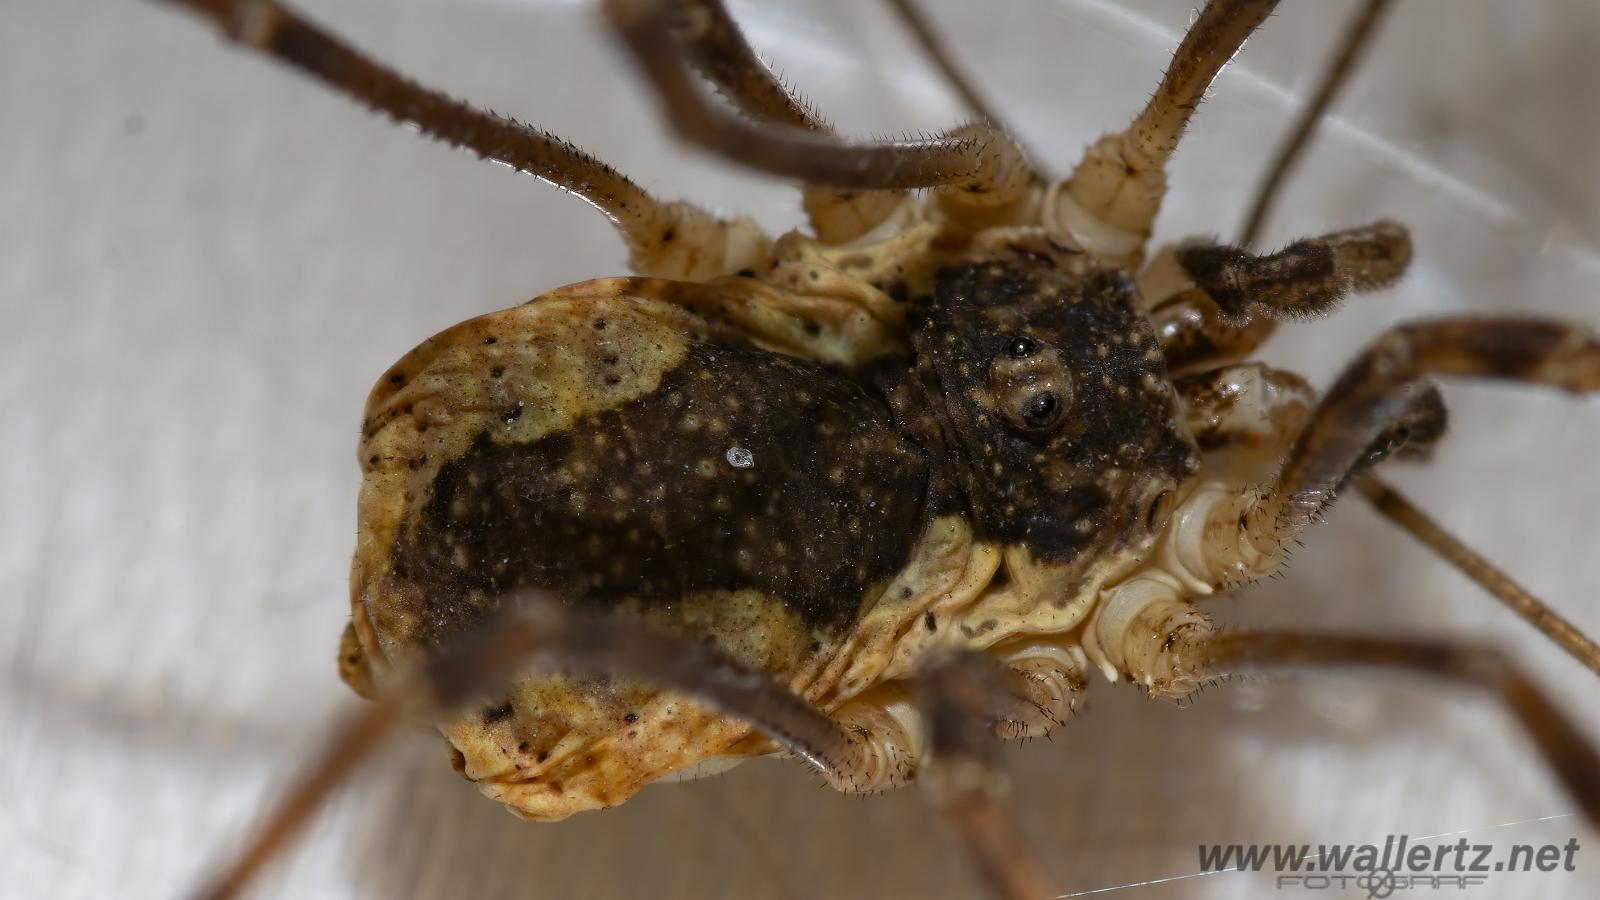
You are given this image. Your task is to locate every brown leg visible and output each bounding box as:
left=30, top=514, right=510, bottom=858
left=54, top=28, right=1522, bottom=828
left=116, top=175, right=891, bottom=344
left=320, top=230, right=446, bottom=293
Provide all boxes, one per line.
left=914, top=653, right=1056, bottom=900
left=667, top=0, right=908, bottom=242
left=1214, top=0, right=1596, bottom=688
left=1055, top=0, right=1279, bottom=261
left=603, top=0, right=1032, bottom=201
left=1357, top=477, right=1600, bottom=679
left=1185, top=318, right=1600, bottom=588
left=669, top=0, right=825, bottom=130
left=1178, top=220, right=1411, bottom=321
left=196, top=592, right=1053, bottom=900
left=153, top=0, right=764, bottom=281
left=881, top=0, right=1035, bottom=168
left=1151, top=221, right=1411, bottom=374
left=1239, top=0, right=1398, bottom=246
left=1193, top=631, right=1600, bottom=827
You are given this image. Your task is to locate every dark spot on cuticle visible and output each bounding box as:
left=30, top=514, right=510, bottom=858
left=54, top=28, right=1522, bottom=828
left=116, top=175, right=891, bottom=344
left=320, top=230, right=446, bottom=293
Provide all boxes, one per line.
left=481, top=702, right=513, bottom=724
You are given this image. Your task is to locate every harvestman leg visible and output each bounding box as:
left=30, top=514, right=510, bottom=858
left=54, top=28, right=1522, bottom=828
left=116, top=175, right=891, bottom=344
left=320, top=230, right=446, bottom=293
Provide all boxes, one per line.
left=668, top=0, right=825, bottom=130
left=1152, top=221, right=1411, bottom=374
left=1056, top=0, right=1280, bottom=261
left=195, top=593, right=1056, bottom=900
left=879, top=0, right=1030, bottom=163
left=1189, top=631, right=1600, bottom=825
left=602, top=0, right=1037, bottom=217
left=1204, top=318, right=1600, bottom=583
left=664, top=0, right=916, bottom=241
left=152, top=0, right=765, bottom=281
left=1355, top=478, right=1600, bottom=678
left=1218, top=0, right=1600, bottom=675
left=1147, top=0, right=1402, bottom=370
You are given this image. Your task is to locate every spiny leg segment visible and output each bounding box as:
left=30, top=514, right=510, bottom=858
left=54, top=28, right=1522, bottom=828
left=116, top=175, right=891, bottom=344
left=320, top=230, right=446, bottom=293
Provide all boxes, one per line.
left=881, top=0, right=1027, bottom=164
left=604, top=0, right=1037, bottom=224
left=153, top=0, right=767, bottom=281
left=665, top=0, right=910, bottom=241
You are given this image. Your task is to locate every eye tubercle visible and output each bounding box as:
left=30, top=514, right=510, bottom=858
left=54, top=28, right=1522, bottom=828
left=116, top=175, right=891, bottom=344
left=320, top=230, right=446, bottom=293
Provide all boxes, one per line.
left=990, top=336, right=1073, bottom=432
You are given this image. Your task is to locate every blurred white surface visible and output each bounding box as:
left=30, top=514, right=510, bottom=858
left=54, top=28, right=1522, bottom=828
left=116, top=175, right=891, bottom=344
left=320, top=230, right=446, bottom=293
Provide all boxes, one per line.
left=4, top=1, right=1600, bottom=898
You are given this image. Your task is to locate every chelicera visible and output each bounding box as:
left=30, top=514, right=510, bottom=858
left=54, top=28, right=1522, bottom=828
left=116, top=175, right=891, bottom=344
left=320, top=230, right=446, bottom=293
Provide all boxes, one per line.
left=154, top=0, right=1600, bottom=897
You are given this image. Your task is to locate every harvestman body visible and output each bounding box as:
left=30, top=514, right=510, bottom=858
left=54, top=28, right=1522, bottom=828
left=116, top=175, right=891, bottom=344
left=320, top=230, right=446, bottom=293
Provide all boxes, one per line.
left=150, top=1, right=1600, bottom=897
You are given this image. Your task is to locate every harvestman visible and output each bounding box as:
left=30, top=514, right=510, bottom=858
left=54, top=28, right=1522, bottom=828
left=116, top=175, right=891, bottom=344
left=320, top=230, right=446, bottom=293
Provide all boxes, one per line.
left=147, top=1, right=1600, bottom=898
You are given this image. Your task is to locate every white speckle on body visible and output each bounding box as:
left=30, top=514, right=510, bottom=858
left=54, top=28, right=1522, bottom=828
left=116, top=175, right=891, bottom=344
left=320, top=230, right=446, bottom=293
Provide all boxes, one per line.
left=725, top=446, right=755, bottom=469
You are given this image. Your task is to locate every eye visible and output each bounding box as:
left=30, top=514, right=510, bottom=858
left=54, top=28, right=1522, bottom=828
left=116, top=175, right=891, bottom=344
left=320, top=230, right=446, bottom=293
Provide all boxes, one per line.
left=989, top=336, right=1073, bottom=433
left=1020, top=391, right=1061, bottom=428
left=1006, top=335, right=1040, bottom=358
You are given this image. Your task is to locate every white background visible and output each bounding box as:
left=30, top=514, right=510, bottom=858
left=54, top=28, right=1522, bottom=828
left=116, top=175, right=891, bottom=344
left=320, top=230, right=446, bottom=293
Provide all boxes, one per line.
left=5, top=0, right=1600, bottom=897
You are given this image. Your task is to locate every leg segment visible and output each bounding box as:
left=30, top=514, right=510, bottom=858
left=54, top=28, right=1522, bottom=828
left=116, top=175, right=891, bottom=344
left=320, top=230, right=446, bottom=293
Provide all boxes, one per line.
left=1179, top=220, right=1411, bottom=321
left=1358, top=476, right=1600, bottom=679
left=1239, top=0, right=1398, bottom=246
left=1053, top=0, right=1280, bottom=262
left=1195, top=631, right=1600, bottom=826
left=881, top=0, right=1030, bottom=165
left=603, top=0, right=1034, bottom=205
left=669, top=0, right=825, bottom=130
left=1150, top=221, right=1411, bottom=374
left=1193, top=318, right=1600, bottom=588
left=196, top=591, right=1054, bottom=900
left=668, top=0, right=908, bottom=242
left=912, top=653, right=1056, bottom=900
left=154, top=0, right=763, bottom=281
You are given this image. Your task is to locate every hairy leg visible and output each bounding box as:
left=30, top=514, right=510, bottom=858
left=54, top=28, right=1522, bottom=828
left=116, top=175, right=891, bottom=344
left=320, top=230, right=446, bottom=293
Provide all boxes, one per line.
left=669, top=0, right=909, bottom=242
left=1218, top=0, right=1600, bottom=686
left=669, top=0, right=824, bottom=129
left=1188, top=318, right=1600, bottom=588
left=1052, top=0, right=1280, bottom=263
left=196, top=592, right=1054, bottom=900
left=153, top=0, right=764, bottom=281
left=1149, top=221, right=1411, bottom=374
left=603, top=0, right=1035, bottom=216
